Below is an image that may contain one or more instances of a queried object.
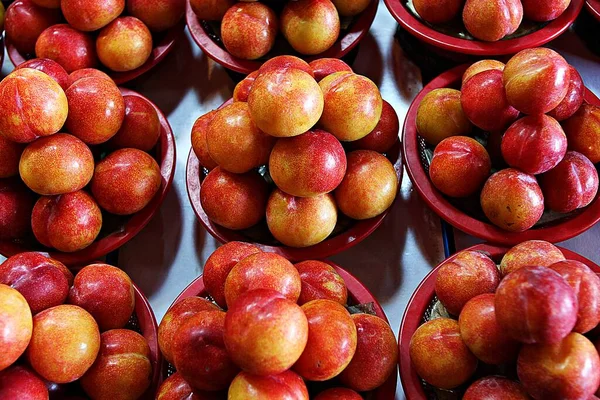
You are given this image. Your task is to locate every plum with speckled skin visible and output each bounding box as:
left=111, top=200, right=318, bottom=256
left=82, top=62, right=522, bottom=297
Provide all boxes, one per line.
left=66, top=77, right=125, bottom=145
left=548, top=65, right=584, bottom=121
left=158, top=297, right=220, bottom=364
left=228, top=370, right=309, bottom=399
left=463, top=377, right=531, bottom=400
left=463, top=0, right=522, bottom=42
left=108, top=95, right=161, bottom=151
left=0, top=284, right=32, bottom=371
left=233, top=71, right=258, bottom=103
left=16, top=59, right=69, bottom=90
left=97, top=17, right=153, bottom=72
left=31, top=190, right=102, bottom=252
left=521, top=0, right=571, bottom=21
left=413, top=0, right=462, bottom=23
left=80, top=329, right=151, bottom=400
left=500, top=240, right=565, bottom=276
left=332, top=0, right=371, bottom=16
left=91, top=148, right=161, bottom=215
left=339, top=313, right=398, bottom=391
left=462, top=60, right=505, bottom=86
left=269, top=129, right=346, bottom=197
left=190, top=0, right=235, bottom=20
left=0, top=365, right=48, bottom=400
left=480, top=168, right=544, bottom=232
left=351, top=100, right=399, bottom=153
left=435, top=250, right=499, bottom=316
left=221, top=2, right=278, bottom=60
left=191, top=110, right=218, bottom=170
left=495, top=265, right=577, bottom=343
left=563, top=104, right=600, bottom=163
left=0, top=253, right=72, bottom=315
left=314, top=388, right=362, bottom=400
left=258, top=55, right=314, bottom=77
left=267, top=190, right=337, bottom=248
left=430, top=136, right=491, bottom=198
left=157, top=372, right=223, bottom=400
left=409, top=318, right=477, bottom=389
left=249, top=68, right=324, bottom=138
left=335, top=150, right=398, bottom=220
left=27, top=305, right=100, bottom=383
left=203, top=241, right=261, bottom=308
left=128, top=0, right=185, bottom=32
left=309, top=58, right=352, bottom=81
left=207, top=102, right=275, bottom=173
left=539, top=151, right=598, bottom=213
left=61, top=0, right=124, bottom=31
left=224, top=252, right=301, bottom=308
left=68, top=264, right=135, bottom=331
left=201, top=168, right=268, bottom=230
left=68, top=68, right=113, bottom=88
left=281, top=0, right=340, bottom=56
left=0, top=69, right=68, bottom=144
left=5, top=0, right=62, bottom=55
left=31, top=0, right=59, bottom=7
left=295, top=260, right=347, bottom=305
left=320, top=72, right=382, bottom=141
left=224, top=289, right=308, bottom=376
left=417, top=88, right=473, bottom=145
left=35, top=24, right=98, bottom=73
left=0, top=179, right=35, bottom=240
left=173, top=310, right=239, bottom=391
left=459, top=294, right=520, bottom=365
left=501, top=114, right=568, bottom=175
left=0, top=137, right=24, bottom=179
left=19, top=133, right=94, bottom=195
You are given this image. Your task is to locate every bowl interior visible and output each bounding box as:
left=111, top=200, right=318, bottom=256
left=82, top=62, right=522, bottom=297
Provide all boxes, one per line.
left=587, top=0, right=600, bottom=21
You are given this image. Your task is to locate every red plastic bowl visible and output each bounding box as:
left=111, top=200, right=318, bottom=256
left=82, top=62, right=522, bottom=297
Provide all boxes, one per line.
left=6, top=21, right=185, bottom=85
left=0, top=88, right=176, bottom=266
left=185, top=0, right=378, bottom=74
left=384, top=0, right=583, bottom=56
left=403, top=64, right=600, bottom=246
left=398, top=243, right=600, bottom=400
left=161, top=261, right=397, bottom=398
left=587, top=0, right=600, bottom=21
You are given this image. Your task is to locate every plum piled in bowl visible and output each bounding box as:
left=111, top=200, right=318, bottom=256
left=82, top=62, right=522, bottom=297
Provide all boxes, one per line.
left=0, top=252, right=160, bottom=399
left=156, top=242, right=398, bottom=399
left=5, top=0, right=185, bottom=84
left=403, top=47, right=600, bottom=245
left=399, top=241, right=600, bottom=399
left=187, top=56, right=402, bottom=261
left=186, top=0, right=378, bottom=74
left=0, top=62, right=175, bottom=265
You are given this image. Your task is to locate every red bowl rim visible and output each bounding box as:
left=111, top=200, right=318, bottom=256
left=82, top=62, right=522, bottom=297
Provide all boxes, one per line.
left=384, top=0, right=584, bottom=56
left=398, top=243, right=600, bottom=400
left=5, top=21, right=185, bottom=85
left=161, top=260, right=397, bottom=399
left=185, top=0, right=379, bottom=74
left=586, top=0, right=600, bottom=21
left=402, top=64, right=600, bottom=246
left=0, top=88, right=176, bottom=266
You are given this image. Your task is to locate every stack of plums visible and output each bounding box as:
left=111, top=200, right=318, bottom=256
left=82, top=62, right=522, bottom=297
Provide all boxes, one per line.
left=412, top=0, right=571, bottom=42
left=0, top=61, right=163, bottom=253
left=410, top=240, right=600, bottom=399
left=157, top=241, right=398, bottom=399
left=5, top=0, right=185, bottom=73
left=417, top=47, right=600, bottom=233
left=193, top=55, right=400, bottom=248
left=191, top=0, right=372, bottom=60
left=0, top=253, right=153, bottom=399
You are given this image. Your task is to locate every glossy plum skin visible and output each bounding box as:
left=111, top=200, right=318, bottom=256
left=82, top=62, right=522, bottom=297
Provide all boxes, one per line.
left=518, top=333, right=600, bottom=399
left=0, top=137, right=24, bottom=179
left=224, top=289, right=309, bottom=376
left=413, top=0, right=463, bottom=24
left=0, top=365, right=49, bottom=400
left=97, top=17, right=154, bottom=72
left=500, top=240, right=565, bottom=276
left=233, top=72, right=258, bottom=103
left=0, top=179, right=35, bottom=241
left=189, top=0, right=235, bottom=20
left=314, top=388, right=362, bottom=400
left=435, top=250, right=499, bottom=316
left=409, top=318, right=477, bottom=390
left=0, top=284, right=33, bottom=371
left=429, top=136, right=491, bottom=198
left=5, top=0, right=62, bottom=55
left=0, top=252, right=72, bottom=315
left=258, top=55, right=314, bottom=78
left=61, top=0, right=124, bottom=31
left=269, top=129, right=347, bottom=197
left=563, top=104, right=600, bottom=163
left=539, top=151, right=599, bottom=213
left=228, top=370, right=309, bottom=400
left=35, top=24, right=98, bottom=73
left=203, top=242, right=261, bottom=308
left=480, top=168, right=544, bottom=232
left=108, top=95, right=161, bottom=151
left=521, top=0, right=571, bottom=21
left=221, top=2, right=278, bottom=60
left=309, top=58, right=352, bottom=82
left=281, top=0, right=340, bottom=56
left=463, top=377, right=531, bottom=400
left=200, top=168, right=268, bottom=230
left=16, top=58, right=70, bottom=90
left=191, top=110, right=218, bottom=171
left=68, top=264, right=135, bottom=332
left=417, top=88, right=473, bottom=146
left=156, top=372, right=210, bottom=400
left=463, top=0, right=523, bottom=42
left=501, top=114, right=568, bottom=175
left=67, top=68, right=113, bottom=87
left=495, top=265, right=577, bottom=344
left=127, top=0, right=186, bottom=32
left=462, top=59, right=505, bottom=85
left=503, top=48, right=571, bottom=115
left=548, top=66, right=584, bottom=121
left=295, top=260, right=348, bottom=305
left=351, top=100, right=400, bottom=153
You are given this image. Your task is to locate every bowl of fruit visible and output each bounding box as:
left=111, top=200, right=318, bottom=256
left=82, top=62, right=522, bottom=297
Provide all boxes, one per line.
left=187, top=56, right=402, bottom=261
left=5, top=0, right=185, bottom=85
left=156, top=242, right=398, bottom=398
left=587, top=0, right=600, bottom=20
left=399, top=240, right=600, bottom=399
left=0, top=253, right=161, bottom=399
left=0, top=64, right=176, bottom=266
left=384, top=0, right=583, bottom=56
left=186, top=0, right=378, bottom=74
left=403, top=47, right=600, bottom=245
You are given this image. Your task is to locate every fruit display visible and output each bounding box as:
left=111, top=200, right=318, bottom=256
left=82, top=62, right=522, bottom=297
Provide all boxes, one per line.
left=157, top=242, right=398, bottom=399
left=400, top=241, right=600, bottom=399
left=0, top=253, right=160, bottom=399
left=5, top=0, right=185, bottom=83
left=404, top=47, right=600, bottom=244
left=0, top=64, right=175, bottom=264
left=187, top=56, right=401, bottom=259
